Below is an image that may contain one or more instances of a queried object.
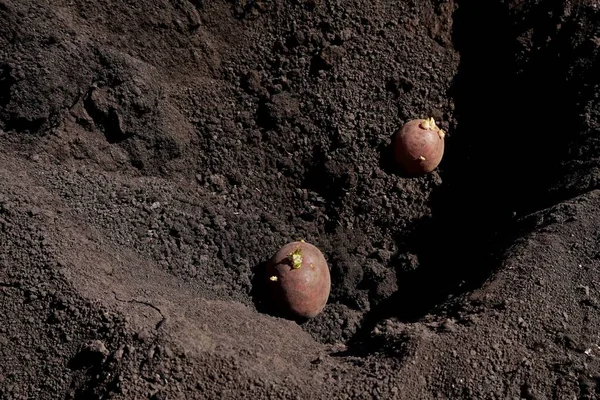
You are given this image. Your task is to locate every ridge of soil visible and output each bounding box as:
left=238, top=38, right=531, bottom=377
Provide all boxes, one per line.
left=1, top=0, right=599, bottom=398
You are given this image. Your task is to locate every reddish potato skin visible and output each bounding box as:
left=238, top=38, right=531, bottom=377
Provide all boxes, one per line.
left=266, top=241, right=331, bottom=319
left=393, top=118, right=445, bottom=175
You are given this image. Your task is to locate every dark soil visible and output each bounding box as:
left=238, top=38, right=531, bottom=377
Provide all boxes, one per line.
left=1, top=0, right=599, bottom=398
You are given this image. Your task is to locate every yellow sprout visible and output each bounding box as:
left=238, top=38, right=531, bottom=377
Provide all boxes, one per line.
left=420, top=117, right=436, bottom=130
left=269, top=276, right=278, bottom=281
left=420, top=117, right=446, bottom=138
left=289, top=248, right=303, bottom=269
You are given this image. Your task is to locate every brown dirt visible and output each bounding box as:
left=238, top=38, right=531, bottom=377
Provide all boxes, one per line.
left=0, top=0, right=599, bottom=398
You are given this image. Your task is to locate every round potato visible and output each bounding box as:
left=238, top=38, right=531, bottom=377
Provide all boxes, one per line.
left=265, top=241, right=330, bottom=319
left=393, top=117, right=446, bottom=175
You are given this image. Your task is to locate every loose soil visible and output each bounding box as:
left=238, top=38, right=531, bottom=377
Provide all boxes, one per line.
left=1, top=0, right=599, bottom=398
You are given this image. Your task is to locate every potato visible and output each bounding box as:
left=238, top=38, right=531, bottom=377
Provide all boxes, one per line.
left=393, top=117, right=446, bottom=175
left=265, top=240, right=330, bottom=319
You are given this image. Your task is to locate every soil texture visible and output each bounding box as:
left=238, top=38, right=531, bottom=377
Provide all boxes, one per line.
left=1, top=0, right=600, bottom=398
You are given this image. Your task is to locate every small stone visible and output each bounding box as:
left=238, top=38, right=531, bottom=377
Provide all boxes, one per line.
left=286, top=31, right=306, bottom=47
left=115, top=348, right=125, bottom=360
left=318, top=45, right=346, bottom=68
left=242, top=70, right=262, bottom=94
left=72, top=340, right=109, bottom=368
left=136, top=330, right=150, bottom=342
left=311, top=355, right=324, bottom=365
left=84, top=340, right=109, bottom=358
left=441, top=318, right=457, bottom=332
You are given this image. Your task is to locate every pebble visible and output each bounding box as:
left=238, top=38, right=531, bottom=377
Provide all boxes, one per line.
left=84, top=340, right=109, bottom=358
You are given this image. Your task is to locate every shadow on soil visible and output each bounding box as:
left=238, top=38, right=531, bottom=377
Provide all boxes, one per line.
left=337, top=0, right=590, bottom=357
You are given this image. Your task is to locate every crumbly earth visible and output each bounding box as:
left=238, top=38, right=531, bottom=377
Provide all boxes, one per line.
left=0, top=0, right=599, bottom=398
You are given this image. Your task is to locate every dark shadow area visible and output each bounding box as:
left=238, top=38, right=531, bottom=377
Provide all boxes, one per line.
left=3, top=116, right=46, bottom=134
left=250, top=261, right=270, bottom=314
left=68, top=341, right=109, bottom=371
left=66, top=343, right=114, bottom=399
left=68, top=352, right=104, bottom=371
left=254, top=97, right=276, bottom=130
left=340, top=0, right=600, bottom=356
left=187, top=0, right=204, bottom=10
left=67, top=365, right=120, bottom=400
left=83, top=87, right=132, bottom=144
left=309, top=54, right=330, bottom=76
left=0, top=62, right=48, bottom=134
left=0, top=63, right=14, bottom=107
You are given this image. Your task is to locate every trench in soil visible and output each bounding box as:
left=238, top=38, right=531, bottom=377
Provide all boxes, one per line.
left=318, top=0, right=597, bottom=355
